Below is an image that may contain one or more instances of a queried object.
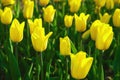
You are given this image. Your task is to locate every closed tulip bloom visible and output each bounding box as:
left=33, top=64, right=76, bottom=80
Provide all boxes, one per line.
left=94, top=0, right=106, bottom=8
left=95, top=24, right=113, bottom=50
left=60, top=36, right=71, bottom=55
left=39, top=0, right=49, bottom=6
left=105, top=0, right=114, bottom=9
left=82, top=29, right=90, bottom=40
left=113, top=8, right=120, bottom=27
left=100, top=13, right=111, bottom=24
left=68, top=0, right=82, bottom=13
left=23, top=0, right=34, bottom=19
left=90, top=20, right=102, bottom=40
left=74, top=13, right=89, bottom=32
left=114, top=0, right=120, bottom=4
left=0, top=9, right=3, bottom=18
left=64, top=15, right=73, bottom=28
left=43, top=5, right=56, bottom=23
left=28, top=18, right=42, bottom=34
left=70, top=51, right=93, bottom=79
left=1, top=7, right=13, bottom=24
left=31, top=27, right=53, bottom=52
left=10, top=19, right=25, bottom=42
left=1, top=0, right=15, bottom=6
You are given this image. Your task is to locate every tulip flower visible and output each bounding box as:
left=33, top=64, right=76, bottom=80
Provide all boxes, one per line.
left=74, top=13, right=89, bottom=32
left=68, top=0, right=82, bottom=13
left=105, top=0, right=114, bottom=9
left=64, top=15, right=73, bottom=28
left=31, top=27, right=53, bottom=52
left=100, top=13, right=111, bottom=24
left=82, top=30, right=90, bottom=40
left=10, top=19, right=25, bottom=42
left=0, top=9, right=3, bottom=18
left=39, top=0, right=49, bottom=6
left=114, top=0, right=120, bottom=4
left=28, top=18, right=42, bottom=34
left=90, top=20, right=102, bottom=40
left=60, top=36, right=71, bottom=55
left=1, top=7, right=13, bottom=25
left=43, top=5, right=56, bottom=23
left=95, top=24, right=113, bottom=50
left=70, top=51, right=93, bottom=79
left=1, top=0, right=15, bottom=6
left=113, top=8, right=120, bottom=27
left=94, top=0, right=106, bottom=8
left=23, top=0, right=34, bottom=19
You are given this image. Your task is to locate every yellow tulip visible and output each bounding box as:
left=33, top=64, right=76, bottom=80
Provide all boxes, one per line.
left=70, top=51, right=93, bottom=79
left=0, top=9, right=3, bottom=18
left=105, top=0, right=114, bottom=9
left=90, top=20, right=102, bottom=40
left=82, top=29, right=90, bottom=40
left=114, top=0, right=120, bottom=4
left=74, top=13, right=89, bottom=32
left=23, top=0, right=34, bottom=19
left=28, top=18, right=42, bottom=34
left=1, top=7, right=13, bottom=25
left=95, top=24, right=113, bottom=50
left=39, top=0, right=49, bottom=6
left=64, top=15, right=73, bottom=28
left=68, top=0, right=82, bottom=13
left=1, top=0, right=15, bottom=6
left=113, top=8, right=120, bottom=27
left=31, top=27, right=53, bottom=52
left=94, top=0, right=106, bottom=8
left=60, top=36, right=71, bottom=55
left=10, top=19, right=25, bottom=42
left=100, top=13, right=111, bottom=24
left=22, top=0, right=30, bottom=4
left=43, top=5, right=56, bottom=23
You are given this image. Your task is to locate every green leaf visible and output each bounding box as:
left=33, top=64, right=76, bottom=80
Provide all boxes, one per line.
left=7, top=48, right=21, bottom=80
left=70, top=40, right=77, bottom=53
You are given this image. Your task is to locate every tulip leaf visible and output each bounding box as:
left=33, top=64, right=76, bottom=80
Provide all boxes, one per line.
left=7, top=48, right=21, bottom=80
left=113, top=45, right=120, bottom=79
left=70, top=40, right=77, bottom=53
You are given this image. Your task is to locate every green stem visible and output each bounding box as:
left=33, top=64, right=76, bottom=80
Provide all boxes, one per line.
left=26, top=20, right=30, bottom=56
left=40, top=52, right=44, bottom=80
left=15, top=43, right=18, bottom=62
left=78, top=32, right=83, bottom=51
left=65, top=56, right=69, bottom=80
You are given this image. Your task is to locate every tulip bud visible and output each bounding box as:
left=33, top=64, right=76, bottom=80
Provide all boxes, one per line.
left=28, top=18, right=42, bottom=34
left=74, top=13, right=89, bottom=32
left=70, top=51, right=93, bottom=79
left=0, top=9, right=3, bottom=18
left=95, top=24, right=113, bottom=50
left=114, top=0, right=120, bottom=4
left=43, top=5, right=56, bottom=23
left=113, top=8, right=120, bottom=27
left=23, top=0, right=34, bottom=19
left=82, top=29, right=90, bottom=40
left=105, top=0, right=114, bottom=9
left=10, top=19, right=25, bottom=42
left=94, top=0, right=106, bottom=8
left=1, top=7, right=13, bottom=24
left=39, top=0, right=49, bottom=6
left=31, top=27, right=53, bottom=52
left=100, top=13, right=111, bottom=24
left=1, top=0, right=15, bottom=6
left=64, top=15, right=73, bottom=28
left=68, top=0, right=82, bottom=13
left=60, top=36, right=71, bottom=55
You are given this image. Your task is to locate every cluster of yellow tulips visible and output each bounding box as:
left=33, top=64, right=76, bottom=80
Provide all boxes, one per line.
left=0, top=0, right=120, bottom=80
